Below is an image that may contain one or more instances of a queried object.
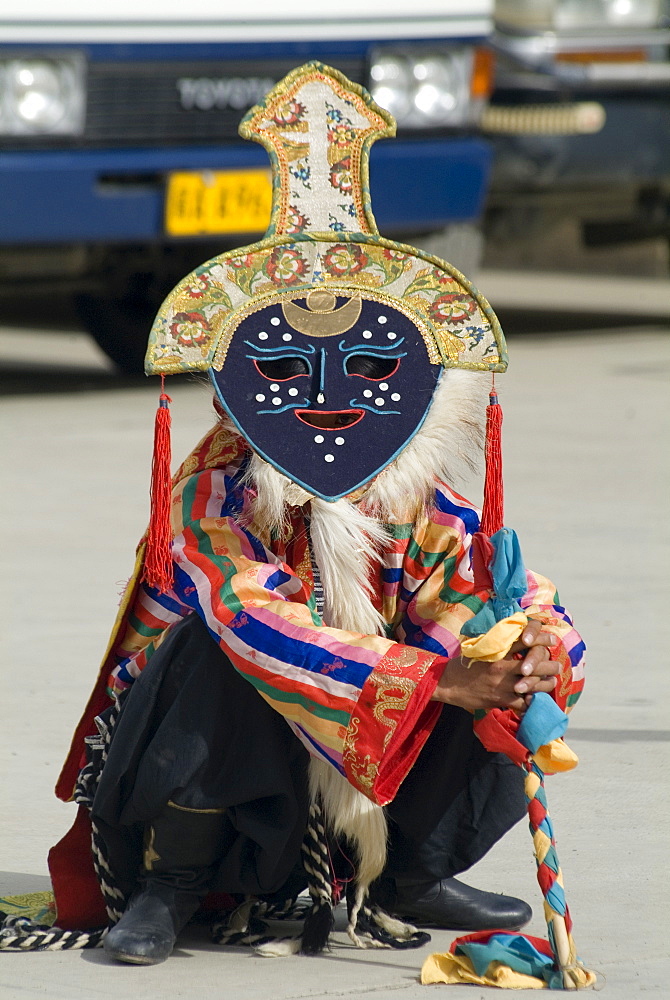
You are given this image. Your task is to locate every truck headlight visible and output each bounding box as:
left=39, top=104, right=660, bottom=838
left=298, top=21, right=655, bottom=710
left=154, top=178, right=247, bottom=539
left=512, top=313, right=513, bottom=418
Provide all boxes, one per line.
left=413, top=56, right=467, bottom=120
left=496, top=0, right=663, bottom=31
left=0, top=55, right=85, bottom=135
left=369, top=47, right=490, bottom=129
left=369, top=53, right=414, bottom=122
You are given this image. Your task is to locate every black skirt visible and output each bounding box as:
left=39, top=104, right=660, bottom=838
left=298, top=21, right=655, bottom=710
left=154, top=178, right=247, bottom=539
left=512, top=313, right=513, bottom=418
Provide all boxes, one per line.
left=91, top=614, right=525, bottom=900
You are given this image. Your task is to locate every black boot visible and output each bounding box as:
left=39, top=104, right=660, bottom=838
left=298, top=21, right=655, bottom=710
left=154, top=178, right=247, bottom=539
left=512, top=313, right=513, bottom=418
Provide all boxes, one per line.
left=104, top=802, right=225, bottom=965
left=389, top=877, right=532, bottom=931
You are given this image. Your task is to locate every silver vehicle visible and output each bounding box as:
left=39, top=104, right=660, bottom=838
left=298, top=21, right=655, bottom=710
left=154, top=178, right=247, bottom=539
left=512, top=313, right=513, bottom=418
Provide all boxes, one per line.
left=483, top=0, right=670, bottom=264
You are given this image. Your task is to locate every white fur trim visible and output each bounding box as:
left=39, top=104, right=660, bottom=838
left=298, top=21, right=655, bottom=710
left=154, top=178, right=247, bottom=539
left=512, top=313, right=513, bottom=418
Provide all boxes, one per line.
left=362, top=369, right=487, bottom=521
left=224, top=368, right=487, bottom=921
left=308, top=498, right=387, bottom=637
left=254, top=937, right=302, bottom=957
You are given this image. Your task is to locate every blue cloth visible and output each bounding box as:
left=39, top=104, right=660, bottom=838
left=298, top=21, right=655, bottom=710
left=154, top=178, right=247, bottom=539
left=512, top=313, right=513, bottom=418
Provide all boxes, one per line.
left=455, top=933, right=564, bottom=989
left=517, top=692, right=569, bottom=753
left=459, top=600, right=497, bottom=637
left=490, top=528, right=528, bottom=618
left=461, top=528, right=526, bottom=637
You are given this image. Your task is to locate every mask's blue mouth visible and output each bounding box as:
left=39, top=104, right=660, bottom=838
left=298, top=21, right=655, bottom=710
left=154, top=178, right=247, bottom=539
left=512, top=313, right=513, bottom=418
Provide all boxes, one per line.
left=294, top=408, right=364, bottom=429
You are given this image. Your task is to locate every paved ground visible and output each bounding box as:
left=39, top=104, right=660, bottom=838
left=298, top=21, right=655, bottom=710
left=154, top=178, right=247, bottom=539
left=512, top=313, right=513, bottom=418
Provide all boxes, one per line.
left=0, top=275, right=668, bottom=997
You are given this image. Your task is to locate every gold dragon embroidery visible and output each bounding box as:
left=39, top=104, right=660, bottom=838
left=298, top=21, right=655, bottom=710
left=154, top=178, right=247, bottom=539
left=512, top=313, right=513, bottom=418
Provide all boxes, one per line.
left=369, top=673, right=416, bottom=750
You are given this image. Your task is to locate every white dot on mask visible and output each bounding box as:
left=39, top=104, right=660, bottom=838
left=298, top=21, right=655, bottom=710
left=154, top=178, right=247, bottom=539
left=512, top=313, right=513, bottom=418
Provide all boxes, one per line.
left=255, top=393, right=266, bottom=402
left=335, top=437, right=345, bottom=445
left=272, top=397, right=282, bottom=405
left=270, top=383, right=280, bottom=391
left=324, top=454, right=335, bottom=463
left=387, top=332, right=397, bottom=340
left=314, top=434, right=324, bottom=444
left=363, top=389, right=373, bottom=398
left=375, top=397, right=385, bottom=406
left=258, top=332, right=268, bottom=340
left=379, top=383, right=389, bottom=391
left=288, top=387, right=298, bottom=397
left=378, top=315, right=387, bottom=324
left=282, top=333, right=292, bottom=341
left=270, top=317, right=281, bottom=326
left=362, top=330, right=372, bottom=339
left=391, top=392, right=401, bottom=401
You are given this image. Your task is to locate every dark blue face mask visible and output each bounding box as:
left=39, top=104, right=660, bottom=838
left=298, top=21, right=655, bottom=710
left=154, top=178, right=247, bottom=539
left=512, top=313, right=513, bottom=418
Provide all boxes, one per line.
left=210, top=291, right=440, bottom=501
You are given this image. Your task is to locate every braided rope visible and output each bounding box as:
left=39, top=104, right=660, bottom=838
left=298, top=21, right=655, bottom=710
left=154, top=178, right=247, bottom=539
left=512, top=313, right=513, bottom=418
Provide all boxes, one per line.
left=0, top=916, right=107, bottom=953
left=299, top=797, right=335, bottom=953
left=212, top=796, right=426, bottom=957
left=211, top=899, right=282, bottom=949
left=301, top=799, right=332, bottom=908
left=0, top=703, right=125, bottom=952
left=354, top=902, right=430, bottom=950
left=264, top=898, right=311, bottom=921
left=305, top=515, right=325, bottom=618
left=211, top=898, right=311, bottom=949
left=524, top=760, right=589, bottom=990
left=2, top=693, right=422, bottom=959
left=75, top=706, right=126, bottom=925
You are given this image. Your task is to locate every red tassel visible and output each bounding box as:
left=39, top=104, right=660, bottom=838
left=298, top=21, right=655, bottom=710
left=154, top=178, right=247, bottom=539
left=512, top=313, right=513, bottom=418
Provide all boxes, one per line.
left=480, top=389, right=504, bottom=537
left=142, top=376, right=174, bottom=593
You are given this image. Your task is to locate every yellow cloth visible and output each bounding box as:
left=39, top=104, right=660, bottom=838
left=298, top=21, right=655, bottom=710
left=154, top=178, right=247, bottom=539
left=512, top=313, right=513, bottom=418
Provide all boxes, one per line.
left=533, top=739, right=579, bottom=774
left=421, top=951, right=597, bottom=990
left=459, top=613, right=579, bottom=774
left=421, top=951, right=547, bottom=990
left=459, top=613, right=527, bottom=662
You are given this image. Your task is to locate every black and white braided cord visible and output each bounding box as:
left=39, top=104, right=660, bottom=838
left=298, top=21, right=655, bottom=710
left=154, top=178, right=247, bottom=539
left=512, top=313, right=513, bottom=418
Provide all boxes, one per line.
left=304, top=514, right=325, bottom=619
left=212, top=795, right=429, bottom=956
left=299, top=797, right=335, bottom=953
left=211, top=796, right=333, bottom=954
left=211, top=898, right=311, bottom=951
left=1, top=703, right=428, bottom=956
left=0, top=702, right=125, bottom=952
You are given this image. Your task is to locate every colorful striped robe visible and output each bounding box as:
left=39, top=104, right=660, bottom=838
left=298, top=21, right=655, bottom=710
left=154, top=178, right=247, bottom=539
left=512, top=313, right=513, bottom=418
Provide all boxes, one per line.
left=57, top=421, right=585, bottom=810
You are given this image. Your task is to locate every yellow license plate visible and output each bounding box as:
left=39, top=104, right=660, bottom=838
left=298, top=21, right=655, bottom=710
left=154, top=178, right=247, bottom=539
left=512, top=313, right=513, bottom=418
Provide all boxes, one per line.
left=165, top=169, right=273, bottom=237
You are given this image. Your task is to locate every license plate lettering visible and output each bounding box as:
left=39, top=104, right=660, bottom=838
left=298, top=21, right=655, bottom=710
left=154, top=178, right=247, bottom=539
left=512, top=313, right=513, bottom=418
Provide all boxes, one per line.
left=165, top=169, right=273, bottom=237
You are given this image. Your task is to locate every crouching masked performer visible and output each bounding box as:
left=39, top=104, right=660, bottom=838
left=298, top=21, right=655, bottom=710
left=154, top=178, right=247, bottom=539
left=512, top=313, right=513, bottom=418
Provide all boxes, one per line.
left=14, top=64, right=584, bottom=966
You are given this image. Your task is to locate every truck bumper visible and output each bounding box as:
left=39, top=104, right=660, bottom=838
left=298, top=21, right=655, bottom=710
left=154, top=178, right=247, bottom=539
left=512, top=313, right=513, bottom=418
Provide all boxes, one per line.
left=0, top=138, right=491, bottom=243
left=488, top=97, right=670, bottom=191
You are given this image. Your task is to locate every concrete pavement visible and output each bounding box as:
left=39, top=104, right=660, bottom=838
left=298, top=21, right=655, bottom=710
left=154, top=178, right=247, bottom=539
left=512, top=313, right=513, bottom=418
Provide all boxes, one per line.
left=1, top=300, right=669, bottom=997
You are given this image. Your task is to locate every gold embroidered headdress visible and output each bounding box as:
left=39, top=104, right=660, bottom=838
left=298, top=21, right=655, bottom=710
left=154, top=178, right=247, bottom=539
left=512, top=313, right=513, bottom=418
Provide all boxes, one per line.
left=142, top=62, right=508, bottom=593
left=145, top=61, right=506, bottom=376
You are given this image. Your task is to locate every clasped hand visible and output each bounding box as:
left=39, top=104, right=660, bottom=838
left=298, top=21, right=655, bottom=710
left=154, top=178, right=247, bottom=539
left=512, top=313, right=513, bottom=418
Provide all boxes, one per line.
left=432, top=619, right=559, bottom=714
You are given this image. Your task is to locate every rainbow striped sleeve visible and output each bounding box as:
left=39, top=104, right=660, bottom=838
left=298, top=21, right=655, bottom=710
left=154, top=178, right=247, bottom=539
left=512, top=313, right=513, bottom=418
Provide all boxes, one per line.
left=394, top=485, right=484, bottom=655
left=519, top=571, right=585, bottom=712
left=168, top=469, right=444, bottom=805
left=392, top=485, right=585, bottom=713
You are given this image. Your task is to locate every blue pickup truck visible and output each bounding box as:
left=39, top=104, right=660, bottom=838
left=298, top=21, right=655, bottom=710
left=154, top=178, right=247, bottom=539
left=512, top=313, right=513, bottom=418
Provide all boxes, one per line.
left=0, top=2, right=496, bottom=371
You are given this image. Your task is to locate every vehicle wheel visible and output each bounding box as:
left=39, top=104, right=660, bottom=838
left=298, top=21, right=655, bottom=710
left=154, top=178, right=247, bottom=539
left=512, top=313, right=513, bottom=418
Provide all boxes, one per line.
left=75, top=288, right=163, bottom=376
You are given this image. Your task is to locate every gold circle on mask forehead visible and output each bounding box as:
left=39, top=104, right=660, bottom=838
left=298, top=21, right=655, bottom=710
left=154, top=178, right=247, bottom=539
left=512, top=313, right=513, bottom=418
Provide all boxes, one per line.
left=306, top=289, right=337, bottom=312
left=282, top=293, right=362, bottom=337
left=210, top=287, right=443, bottom=371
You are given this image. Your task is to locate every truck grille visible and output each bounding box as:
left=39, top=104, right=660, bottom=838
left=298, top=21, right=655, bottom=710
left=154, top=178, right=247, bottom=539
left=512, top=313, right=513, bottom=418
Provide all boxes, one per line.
left=2, top=56, right=367, bottom=150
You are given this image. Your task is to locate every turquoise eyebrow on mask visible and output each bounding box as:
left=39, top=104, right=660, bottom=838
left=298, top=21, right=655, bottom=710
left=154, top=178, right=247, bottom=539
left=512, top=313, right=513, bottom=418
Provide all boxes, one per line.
left=244, top=340, right=316, bottom=356
left=337, top=337, right=406, bottom=354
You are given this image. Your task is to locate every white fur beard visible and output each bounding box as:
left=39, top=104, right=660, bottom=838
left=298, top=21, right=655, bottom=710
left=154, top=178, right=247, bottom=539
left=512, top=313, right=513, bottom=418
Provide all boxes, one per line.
left=243, top=463, right=391, bottom=904
left=306, top=497, right=389, bottom=930
left=240, top=369, right=487, bottom=915
left=362, top=368, right=487, bottom=520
